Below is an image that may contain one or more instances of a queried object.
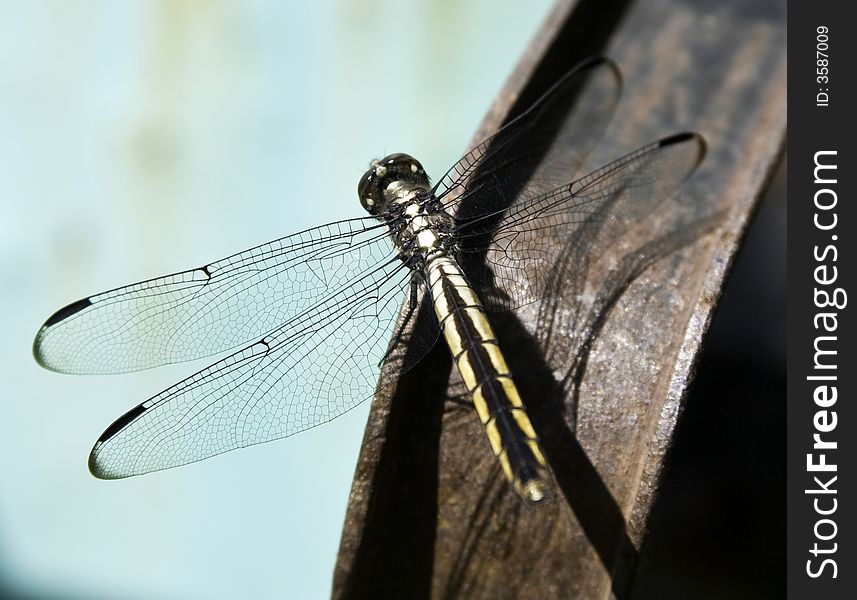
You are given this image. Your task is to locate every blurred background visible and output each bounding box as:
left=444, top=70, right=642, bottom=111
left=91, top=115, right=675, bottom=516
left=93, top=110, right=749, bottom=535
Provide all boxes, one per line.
left=1, top=1, right=554, bottom=598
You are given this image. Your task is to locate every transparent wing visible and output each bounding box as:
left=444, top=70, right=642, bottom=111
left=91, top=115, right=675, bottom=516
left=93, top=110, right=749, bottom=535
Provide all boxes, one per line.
left=455, top=133, right=707, bottom=311
left=33, top=217, right=391, bottom=375
left=89, top=257, right=417, bottom=478
left=433, top=56, right=621, bottom=218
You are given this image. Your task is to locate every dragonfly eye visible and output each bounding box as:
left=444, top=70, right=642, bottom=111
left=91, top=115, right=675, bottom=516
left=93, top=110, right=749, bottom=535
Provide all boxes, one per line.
left=358, top=153, right=429, bottom=215
left=357, top=168, right=383, bottom=215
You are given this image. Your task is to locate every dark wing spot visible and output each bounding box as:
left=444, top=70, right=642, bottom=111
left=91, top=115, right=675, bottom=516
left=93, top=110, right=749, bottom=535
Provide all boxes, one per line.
left=43, top=297, right=93, bottom=327
left=658, top=131, right=696, bottom=146
left=96, top=403, right=148, bottom=444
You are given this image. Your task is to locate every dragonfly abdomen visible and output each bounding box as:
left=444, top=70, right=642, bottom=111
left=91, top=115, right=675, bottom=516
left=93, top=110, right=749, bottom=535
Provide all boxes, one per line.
left=426, top=255, right=548, bottom=503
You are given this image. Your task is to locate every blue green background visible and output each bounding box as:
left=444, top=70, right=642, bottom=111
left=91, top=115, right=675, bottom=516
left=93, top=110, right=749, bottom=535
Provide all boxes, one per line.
left=1, top=1, right=553, bottom=598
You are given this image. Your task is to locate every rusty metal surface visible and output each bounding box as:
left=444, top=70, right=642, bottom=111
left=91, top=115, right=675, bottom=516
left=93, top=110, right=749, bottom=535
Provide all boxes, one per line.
left=333, top=0, right=785, bottom=598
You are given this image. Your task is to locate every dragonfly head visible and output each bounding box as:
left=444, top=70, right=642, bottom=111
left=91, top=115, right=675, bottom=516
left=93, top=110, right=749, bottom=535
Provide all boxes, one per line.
left=358, top=153, right=429, bottom=216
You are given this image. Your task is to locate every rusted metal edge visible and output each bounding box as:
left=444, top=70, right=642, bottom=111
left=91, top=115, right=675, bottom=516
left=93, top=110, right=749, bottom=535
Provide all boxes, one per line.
left=333, top=0, right=786, bottom=598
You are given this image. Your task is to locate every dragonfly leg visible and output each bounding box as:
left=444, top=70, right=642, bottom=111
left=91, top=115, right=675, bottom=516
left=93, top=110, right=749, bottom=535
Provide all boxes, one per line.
left=376, top=274, right=423, bottom=367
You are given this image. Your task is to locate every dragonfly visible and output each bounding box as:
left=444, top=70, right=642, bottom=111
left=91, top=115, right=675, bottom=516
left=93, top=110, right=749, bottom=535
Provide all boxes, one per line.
left=33, top=57, right=704, bottom=503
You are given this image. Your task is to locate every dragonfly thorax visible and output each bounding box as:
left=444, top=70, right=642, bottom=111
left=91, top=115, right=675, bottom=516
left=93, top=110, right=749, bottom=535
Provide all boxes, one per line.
left=390, top=194, right=455, bottom=270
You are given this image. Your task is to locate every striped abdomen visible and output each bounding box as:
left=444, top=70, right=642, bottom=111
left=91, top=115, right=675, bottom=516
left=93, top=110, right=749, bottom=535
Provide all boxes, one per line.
left=426, top=255, right=548, bottom=502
